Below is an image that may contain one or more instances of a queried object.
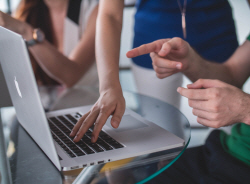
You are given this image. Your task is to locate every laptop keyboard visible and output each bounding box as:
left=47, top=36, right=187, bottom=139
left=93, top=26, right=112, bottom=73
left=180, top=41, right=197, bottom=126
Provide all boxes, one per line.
left=48, top=113, right=124, bottom=158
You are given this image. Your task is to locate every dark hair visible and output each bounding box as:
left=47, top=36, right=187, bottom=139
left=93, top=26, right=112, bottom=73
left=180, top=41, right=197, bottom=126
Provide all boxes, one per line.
left=15, top=0, right=59, bottom=85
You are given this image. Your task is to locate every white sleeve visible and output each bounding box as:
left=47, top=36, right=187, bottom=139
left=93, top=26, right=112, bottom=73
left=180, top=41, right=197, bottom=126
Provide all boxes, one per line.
left=79, top=0, right=99, bottom=35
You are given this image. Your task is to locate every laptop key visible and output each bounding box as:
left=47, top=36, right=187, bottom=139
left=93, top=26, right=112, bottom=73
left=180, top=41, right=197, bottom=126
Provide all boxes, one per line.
left=96, top=139, right=113, bottom=151
left=87, top=143, right=104, bottom=152
left=99, top=131, right=108, bottom=136
left=92, top=146, right=104, bottom=153
left=69, top=153, right=76, bottom=158
left=100, top=134, right=112, bottom=140
left=109, top=142, right=124, bottom=149
left=65, top=114, right=78, bottom=124
left=76, top=152, right=85, bottom=156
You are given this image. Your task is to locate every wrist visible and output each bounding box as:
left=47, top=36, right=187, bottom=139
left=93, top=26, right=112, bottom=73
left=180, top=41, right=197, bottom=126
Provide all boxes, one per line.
left=241, top=93, right=250, bottom=126
left=183, top=47, right=205, bottom=77
left=99, top=81, right=122, bottom=95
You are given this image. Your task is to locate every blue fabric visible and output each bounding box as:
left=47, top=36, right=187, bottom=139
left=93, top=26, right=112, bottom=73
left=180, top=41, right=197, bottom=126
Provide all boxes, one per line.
left=132, top=0, right=239, bottom=69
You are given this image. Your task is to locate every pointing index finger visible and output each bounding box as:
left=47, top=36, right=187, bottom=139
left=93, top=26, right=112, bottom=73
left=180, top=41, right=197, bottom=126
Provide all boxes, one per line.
left=126, top=39, right=169, bottom=58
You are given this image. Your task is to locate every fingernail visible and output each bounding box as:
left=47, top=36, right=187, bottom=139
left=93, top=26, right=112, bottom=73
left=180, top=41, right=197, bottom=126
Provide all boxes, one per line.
left=70, top=130, right=74, bottom=137
left=73, top=135, right=78, bottom=142
left=91, top=135, right=95, bottom=143
left=177, top=87, right=181, bottom=93
left=112, top=121, right=119, bottom=128
left=176, top=63, right=182, bottom=69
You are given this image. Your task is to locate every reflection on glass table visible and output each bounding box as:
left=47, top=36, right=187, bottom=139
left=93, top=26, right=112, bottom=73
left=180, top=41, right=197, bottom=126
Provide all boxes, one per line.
left=1, top=86, right=190, bottom=184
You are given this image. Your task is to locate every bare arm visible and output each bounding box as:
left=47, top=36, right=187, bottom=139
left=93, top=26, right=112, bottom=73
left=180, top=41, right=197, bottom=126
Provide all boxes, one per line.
left=29, top=6, right=98, bottom=88
left=185, top=40, right=250, bottom=88
left=70, top=0, right=126, bottom=143
left=0, top=8, right=98, bottom=88
left=96, top=0, right=124, bottom=91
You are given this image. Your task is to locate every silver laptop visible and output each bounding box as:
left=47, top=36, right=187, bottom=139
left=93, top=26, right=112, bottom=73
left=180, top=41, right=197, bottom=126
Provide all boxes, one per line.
left=0, top=26, right=184, bottom=171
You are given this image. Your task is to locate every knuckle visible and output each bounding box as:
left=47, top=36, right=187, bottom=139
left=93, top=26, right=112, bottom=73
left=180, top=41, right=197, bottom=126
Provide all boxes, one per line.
left=153, top=58, right=160, bottom=66
left=91, top=105, right=99, bottom=112
left=188, top=100, right=193, bottom=107
left=173, top=37, right=183, bottom=45
left=100, top=105, right=108, bottom=114
left=79, top=116, right=86, bottom=122
left=192, top=108, right=197, bottom=116
left=211, top=113, right=219, bottom=121
left=211, top=105, right=219, bottom=113
left=140, top=44, right=148, bottom=53
left=155, top=41, right=163, bottom=52
left=197, top=79, right=204, bottom=84
left=156, top=74, right=164, bottom=79
left=81, top=120, right=88, bottom=127
left=188, top=92, right=194, bottom=99
left=197, top=117, right=202, bottom=125
left=94, top=121, right=100, bottom=127
left=154, top=66, right=160, bottom=73
left=212, top=89, right=220, bottom=98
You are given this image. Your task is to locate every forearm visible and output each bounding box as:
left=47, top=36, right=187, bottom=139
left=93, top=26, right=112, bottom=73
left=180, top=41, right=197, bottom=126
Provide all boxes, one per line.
left=29, top=41, right=94, bottom=87
left=184, top=48, right=239, bottom=87
left=95, top=1, right=123, bottom=93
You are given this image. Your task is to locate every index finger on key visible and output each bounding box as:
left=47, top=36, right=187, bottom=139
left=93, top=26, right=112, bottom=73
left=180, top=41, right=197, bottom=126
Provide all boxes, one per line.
left=91, top=107, right=114, bottom=143
left=73, top=110, right=99, bottom=142
left=70, top=111, right=90, bottom=137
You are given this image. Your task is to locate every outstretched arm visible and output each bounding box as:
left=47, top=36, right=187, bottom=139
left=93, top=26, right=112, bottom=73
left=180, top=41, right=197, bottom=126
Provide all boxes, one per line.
left=127, top=37, right=250, bottom=88
left=127, top=37, right=250, bottom=127
left=70, top=0, right=126, bottom=143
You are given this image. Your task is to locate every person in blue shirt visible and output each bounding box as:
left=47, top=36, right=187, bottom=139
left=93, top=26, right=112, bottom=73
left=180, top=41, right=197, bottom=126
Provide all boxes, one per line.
left=70, top=0, right=238, bottom=143
left=132, top=0, right=238, bottom=109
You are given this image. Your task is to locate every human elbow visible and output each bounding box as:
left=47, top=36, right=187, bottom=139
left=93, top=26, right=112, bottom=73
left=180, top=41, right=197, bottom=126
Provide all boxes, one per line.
left=98, top=11, right=123, bottom=27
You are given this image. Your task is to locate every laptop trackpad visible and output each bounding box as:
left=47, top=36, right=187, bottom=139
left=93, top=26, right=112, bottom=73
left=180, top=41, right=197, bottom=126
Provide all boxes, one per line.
left=106, top=115, right=148, bottom=132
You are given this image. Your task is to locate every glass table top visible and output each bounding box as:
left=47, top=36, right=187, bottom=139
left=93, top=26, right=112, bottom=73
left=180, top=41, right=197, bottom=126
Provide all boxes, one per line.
left=0, top=86, right=190, bottom=184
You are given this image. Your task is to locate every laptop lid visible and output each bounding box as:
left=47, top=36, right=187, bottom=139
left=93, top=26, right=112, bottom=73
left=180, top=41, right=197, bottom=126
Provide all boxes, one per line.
left=0, top=27, right=61, bottom=170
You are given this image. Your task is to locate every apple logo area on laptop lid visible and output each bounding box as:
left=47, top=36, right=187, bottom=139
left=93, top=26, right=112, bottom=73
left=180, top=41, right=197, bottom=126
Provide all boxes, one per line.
left=0, top=27, right=61, bottom=170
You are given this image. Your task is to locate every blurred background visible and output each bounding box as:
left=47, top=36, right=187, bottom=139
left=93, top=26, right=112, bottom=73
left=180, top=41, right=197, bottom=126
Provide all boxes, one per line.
left=0, top=0, right=250, bottom=147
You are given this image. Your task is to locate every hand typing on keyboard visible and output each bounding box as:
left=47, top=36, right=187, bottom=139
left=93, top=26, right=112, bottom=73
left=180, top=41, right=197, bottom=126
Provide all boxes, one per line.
left=69, top=88, right=125, bottom=143
left=49, top=114, right=124, bottom=158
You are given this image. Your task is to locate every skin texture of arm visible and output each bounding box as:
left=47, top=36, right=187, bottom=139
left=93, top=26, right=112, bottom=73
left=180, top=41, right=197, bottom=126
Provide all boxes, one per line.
left=0, top=8, right=98, bottom=88
left=29, top=6, right=98, bottom=88
left=70, top=0, right=126, bottom=143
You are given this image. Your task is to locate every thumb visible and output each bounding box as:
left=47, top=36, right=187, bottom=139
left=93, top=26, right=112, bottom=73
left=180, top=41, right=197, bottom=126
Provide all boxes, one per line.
left=158, top=37, right=184, bottom=57
left=111, top=104, right=125, bottom=128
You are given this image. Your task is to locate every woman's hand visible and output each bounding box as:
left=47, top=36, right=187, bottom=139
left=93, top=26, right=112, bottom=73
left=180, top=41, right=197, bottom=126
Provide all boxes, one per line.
left=0, top=11, right=33, bottom=40
left=127, top=37, right=195, bottom=79
left=70, top=87, right=125, bottom=143
left=178, top=79, right=250, bottom=128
